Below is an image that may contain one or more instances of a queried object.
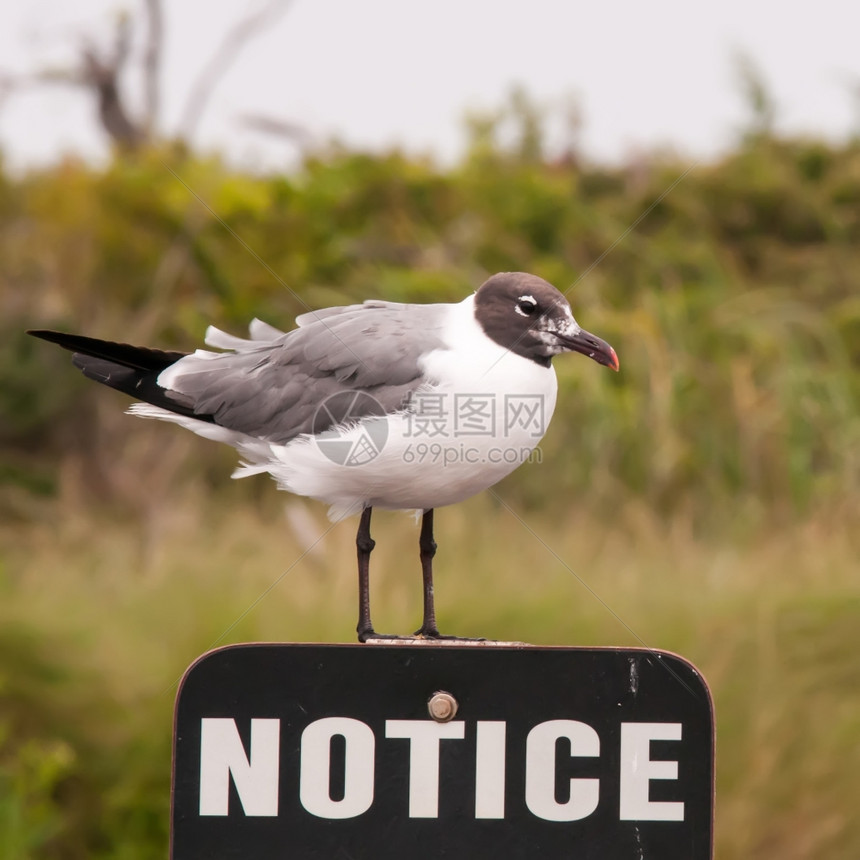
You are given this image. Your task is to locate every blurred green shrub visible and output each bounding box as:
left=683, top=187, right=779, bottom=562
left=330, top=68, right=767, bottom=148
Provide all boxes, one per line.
left=0, top=616, right=170, bottom=860
left=1, top=101, right=858, bottom=528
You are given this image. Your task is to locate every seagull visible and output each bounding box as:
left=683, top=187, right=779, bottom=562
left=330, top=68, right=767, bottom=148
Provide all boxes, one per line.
left=29, top=272, right=618, bottom=640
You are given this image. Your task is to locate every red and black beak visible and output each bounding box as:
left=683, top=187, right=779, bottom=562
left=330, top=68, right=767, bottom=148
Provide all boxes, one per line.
left=558, top=327, right=619, bottom=371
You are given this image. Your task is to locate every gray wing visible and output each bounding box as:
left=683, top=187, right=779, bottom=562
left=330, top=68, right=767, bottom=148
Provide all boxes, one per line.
left=163, top=300, right=450, bottom=443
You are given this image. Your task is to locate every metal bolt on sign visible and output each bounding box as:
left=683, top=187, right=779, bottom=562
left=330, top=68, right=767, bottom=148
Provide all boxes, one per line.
left=427, top=690, right=458, bottom=722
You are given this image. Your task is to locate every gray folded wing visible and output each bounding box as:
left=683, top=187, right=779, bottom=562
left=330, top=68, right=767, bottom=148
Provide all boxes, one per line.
left=163, top=300, right=449, bottom=443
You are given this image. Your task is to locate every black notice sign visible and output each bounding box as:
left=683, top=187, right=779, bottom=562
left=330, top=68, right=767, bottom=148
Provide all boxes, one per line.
left=172, top=643, right=714, bottom=859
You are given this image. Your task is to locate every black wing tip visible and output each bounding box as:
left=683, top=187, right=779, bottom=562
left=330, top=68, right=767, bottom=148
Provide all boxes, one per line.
left=27, top=329, right=86, bottom=352
left=27, top=328, right=214, bottom=424
left=27, top=329, right=188, bottom=367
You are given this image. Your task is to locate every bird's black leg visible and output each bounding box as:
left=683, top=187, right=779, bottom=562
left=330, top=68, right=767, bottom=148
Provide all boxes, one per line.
left=357, top=506, right=478, bottom=642
left=357, top=506, right=422, bottom=642
left=356, top=506, right=377, bottom=642
left=414, top=509, right=484, bottom=641
left=415, top=509, right=442, bottom=637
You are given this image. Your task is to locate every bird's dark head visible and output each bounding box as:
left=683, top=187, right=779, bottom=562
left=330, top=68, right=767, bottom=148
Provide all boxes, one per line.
left=473, top=272, right=619, bottom=370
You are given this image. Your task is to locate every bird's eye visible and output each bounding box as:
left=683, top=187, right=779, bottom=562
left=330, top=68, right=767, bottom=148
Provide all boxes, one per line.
left=516, top=297, right=538, bottom=316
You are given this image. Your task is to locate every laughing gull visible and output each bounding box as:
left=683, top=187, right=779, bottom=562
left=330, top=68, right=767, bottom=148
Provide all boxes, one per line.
left=29, top=272, right=618, bottom=640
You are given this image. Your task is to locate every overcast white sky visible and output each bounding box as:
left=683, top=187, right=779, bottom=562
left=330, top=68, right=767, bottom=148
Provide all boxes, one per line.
left=1, top=0, right=858, bottom=172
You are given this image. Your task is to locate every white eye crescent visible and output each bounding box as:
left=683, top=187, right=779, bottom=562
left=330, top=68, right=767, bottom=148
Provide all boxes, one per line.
left=516, top=295, right=538, bottom=316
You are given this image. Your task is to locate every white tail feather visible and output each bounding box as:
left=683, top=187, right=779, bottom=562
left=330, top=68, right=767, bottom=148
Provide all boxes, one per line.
left=204, top=327, right=251, bottom=351
left=249, top=318, right=285, bottom=340
left=126, top=404, right=274, bottom=474
left=204, top=318, right=285, bottom=352
left=231, top=461, right=271, bottom=479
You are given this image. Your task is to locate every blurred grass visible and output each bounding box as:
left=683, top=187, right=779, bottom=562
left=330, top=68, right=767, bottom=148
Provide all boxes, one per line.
left=1, top=91, right=859, bottom=857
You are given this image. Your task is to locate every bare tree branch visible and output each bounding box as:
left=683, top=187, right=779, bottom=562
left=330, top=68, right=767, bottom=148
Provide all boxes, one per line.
left=112, top=11, right=133, bottom=72
left=0, top=38, right=143, bottom=150
left=0, top=63, right=90, bottom=93
left=81, top=16, right=145, bottom=150
left=0, top=74, right=14, bottom=113
left=2, top=1, right=296, bottom=153
left=239, top=112, right=313, bottom=146
left=178, top=0, right=294, bottom=141
left=0, top=70, right=52, bottom=96
left=142, top=0, right=163, bottom=134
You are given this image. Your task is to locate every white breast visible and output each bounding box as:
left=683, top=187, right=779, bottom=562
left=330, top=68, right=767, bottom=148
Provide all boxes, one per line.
left=265, top=295, right=558, bottom=519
